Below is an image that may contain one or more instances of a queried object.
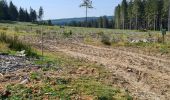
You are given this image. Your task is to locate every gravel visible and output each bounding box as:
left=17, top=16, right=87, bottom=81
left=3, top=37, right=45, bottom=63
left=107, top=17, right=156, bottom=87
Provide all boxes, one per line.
left=0, top=54, right=35, bottom=74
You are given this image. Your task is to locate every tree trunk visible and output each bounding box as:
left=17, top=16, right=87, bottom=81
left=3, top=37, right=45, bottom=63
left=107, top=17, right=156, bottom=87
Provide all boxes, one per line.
left=41, top=28, right=43, bottom=57
left=86, top=6, right=88, bottom=27
left=147, top=16, right=150, bottom=30
left=136, top=15, right=138, bottom=30
left=154, top=15, right=156, bottom=31
left=168, top=3, right=170, bottom=31
left=122, top=14, right=125, bottom=30
left=130, top=18, right=132, bottom=30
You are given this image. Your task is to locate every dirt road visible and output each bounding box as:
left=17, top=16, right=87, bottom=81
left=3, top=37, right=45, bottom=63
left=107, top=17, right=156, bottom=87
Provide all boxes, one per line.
left=46, top=40, right=170, bottom=100
left=26, top=37, right=170, bottom=100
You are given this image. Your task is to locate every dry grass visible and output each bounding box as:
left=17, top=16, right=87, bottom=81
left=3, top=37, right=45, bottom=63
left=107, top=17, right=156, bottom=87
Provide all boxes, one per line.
left=0, top=42, right=9, bottom=52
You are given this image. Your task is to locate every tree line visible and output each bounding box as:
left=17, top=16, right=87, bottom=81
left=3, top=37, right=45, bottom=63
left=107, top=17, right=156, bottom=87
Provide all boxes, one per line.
left=66, top=16, right=114, bottom=28
left=114, top=0, right=170, bottom=31
left=0, top=0, right=43, bottom=22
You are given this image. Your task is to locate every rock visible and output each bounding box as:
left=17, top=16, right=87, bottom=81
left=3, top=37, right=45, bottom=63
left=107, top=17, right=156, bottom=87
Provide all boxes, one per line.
left=20, top=78, right=30, bottom=84
left=0, top=54, right=35, bottom=73
left=127, top=68, right=133, bottom=72
left=131, top=39, right=140, bottom=43
left=16, top=50, right=26, bottom=57
left=142, top=39, right=148, bottom=43
left=0, top=73, right=3, bottom=77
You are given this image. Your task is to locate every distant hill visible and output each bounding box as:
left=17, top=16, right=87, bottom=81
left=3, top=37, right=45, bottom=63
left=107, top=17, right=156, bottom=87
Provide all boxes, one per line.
left=51, top=16, right=113, bottom=25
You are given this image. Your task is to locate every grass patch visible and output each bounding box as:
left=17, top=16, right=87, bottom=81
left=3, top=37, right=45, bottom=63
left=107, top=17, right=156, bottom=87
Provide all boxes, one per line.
left=0, top=32, right=38, bottom=57
left=0, top=42, right=9, bottom=53
left=71, top=79, right=120, bottom=100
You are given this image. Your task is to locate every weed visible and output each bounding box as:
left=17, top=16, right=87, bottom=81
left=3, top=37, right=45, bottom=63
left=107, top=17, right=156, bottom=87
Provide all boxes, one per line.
left=62, top=30, right=72, bottom=38
left=101, top=34, right=112, bottom=45
left=30, top=72, right=42, bottom=80
left=0, top=32, right=38, bottom=57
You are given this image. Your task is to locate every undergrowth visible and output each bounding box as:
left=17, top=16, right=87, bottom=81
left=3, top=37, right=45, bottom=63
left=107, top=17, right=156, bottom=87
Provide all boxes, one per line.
left=0, top=32, right=38, bottom=57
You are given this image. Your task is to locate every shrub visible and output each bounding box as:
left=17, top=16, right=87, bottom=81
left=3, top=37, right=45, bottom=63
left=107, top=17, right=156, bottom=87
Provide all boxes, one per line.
left=157, top=36, right=163, bottom=43
left=97, top=31, right=104, bottom=37
left=62, top=30, right=72, bottom=38
left=101, top=34, right=112, bottom=45
left=1, top=27, right=8, bottom=31
left=30, top=72, right=42, bottom=80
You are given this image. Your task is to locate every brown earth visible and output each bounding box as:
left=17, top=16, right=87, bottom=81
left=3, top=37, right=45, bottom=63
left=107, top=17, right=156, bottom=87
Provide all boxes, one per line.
left=24, top=37, right=170, bottom=100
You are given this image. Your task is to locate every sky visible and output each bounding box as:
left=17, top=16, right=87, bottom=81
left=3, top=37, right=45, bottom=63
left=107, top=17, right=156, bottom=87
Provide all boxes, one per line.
left=6, top=0, right=122, bottom=20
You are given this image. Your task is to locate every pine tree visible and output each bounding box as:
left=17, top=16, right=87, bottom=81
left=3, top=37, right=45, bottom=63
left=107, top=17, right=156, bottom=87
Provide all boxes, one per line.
left=18, top=7, right=25, bottom=21
left=127, top=0, right=133, bottom=29
left=25, top=10, right=30, bottom=22
left=114, top=0, right=170, bottom=31
left=80, top=0, right=93, bottom=27
left=0, top=1, right=4, bottom=20
left=120, top=0, right=128, bottom=29
left=47, top=20, right=52, bottom=26
left=8, top=1, right=18, bottom=21
left=168, top=0, right=170, bottom=31
left=98, top=17, right=103, bottom=28
left=162, top=0, right=169, bottom=29
left=132, top=0, right=141, bottom=30
left=114, top=5, right=121, bottom=29
left=30, top=7, right=37, bottom=22
left=1, top=0, right=10, bottom=20
left=102, top=16, right=109, bottom=28
left=38, top=6, right=44, bottom=21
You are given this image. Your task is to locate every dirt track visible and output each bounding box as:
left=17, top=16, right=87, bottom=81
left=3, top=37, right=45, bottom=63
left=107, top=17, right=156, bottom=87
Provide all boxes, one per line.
left=44, top=40, right=170, bottom=100
left=25, top=36, right=170, bottom=100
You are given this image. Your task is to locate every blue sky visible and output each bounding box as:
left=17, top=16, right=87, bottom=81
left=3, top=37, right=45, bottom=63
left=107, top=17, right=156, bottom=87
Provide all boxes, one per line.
left=7, top=0, right=122, bottom=20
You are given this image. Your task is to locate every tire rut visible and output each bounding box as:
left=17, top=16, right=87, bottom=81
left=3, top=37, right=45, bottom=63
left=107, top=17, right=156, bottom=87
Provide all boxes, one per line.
left=28, top=39, right=170, bottom=100
left=45, top=43, right=170, bottom=100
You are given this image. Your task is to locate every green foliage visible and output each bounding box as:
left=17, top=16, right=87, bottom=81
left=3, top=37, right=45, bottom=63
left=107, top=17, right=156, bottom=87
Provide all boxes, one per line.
left=62, top=30, right=73, bottom=38
left=30, top=72, right=42, bottom=80
left=0, top=0, right=37, bottom=22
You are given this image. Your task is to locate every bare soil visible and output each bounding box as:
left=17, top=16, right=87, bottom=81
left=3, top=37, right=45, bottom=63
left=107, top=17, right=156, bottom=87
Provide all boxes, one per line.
left=25, top=37, right=170, bottom=100
left=19, top=34, right=170, bottom=100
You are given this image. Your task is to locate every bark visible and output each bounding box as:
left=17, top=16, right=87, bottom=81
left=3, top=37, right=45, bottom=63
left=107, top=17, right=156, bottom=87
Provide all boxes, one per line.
left=168, top=3, right=170, bottom=31
left=130, top=19, right=132, bottom=30
left=136, top=15, right=138, bottom=30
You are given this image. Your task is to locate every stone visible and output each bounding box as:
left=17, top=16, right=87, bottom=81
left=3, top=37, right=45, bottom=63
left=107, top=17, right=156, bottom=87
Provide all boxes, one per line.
left=0, top=73, right=3, bottom=77
left=20, top=78, right=30, bottom=84
left=0, top=54, right=35, bottom=73
left=16, top=50, right=26, bottom=57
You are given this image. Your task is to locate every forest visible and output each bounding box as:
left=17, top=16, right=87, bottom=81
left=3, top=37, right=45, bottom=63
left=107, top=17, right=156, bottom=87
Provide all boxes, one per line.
left=114, top=0, right=170, bottom=31
left=0, top=0, right=39, bottom=22
left=66, top=16, right=114, bottom=28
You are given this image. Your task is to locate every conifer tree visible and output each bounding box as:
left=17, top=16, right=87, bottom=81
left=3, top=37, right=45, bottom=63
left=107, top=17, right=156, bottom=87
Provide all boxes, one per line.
left=8, top=1, right=18, bottom=21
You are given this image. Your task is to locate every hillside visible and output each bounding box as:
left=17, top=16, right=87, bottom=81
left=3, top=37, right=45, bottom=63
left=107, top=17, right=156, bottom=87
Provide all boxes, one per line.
left=51, top=16, right=113, bottom=25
